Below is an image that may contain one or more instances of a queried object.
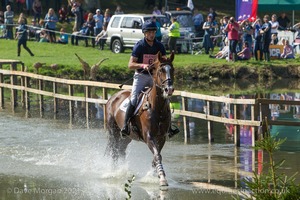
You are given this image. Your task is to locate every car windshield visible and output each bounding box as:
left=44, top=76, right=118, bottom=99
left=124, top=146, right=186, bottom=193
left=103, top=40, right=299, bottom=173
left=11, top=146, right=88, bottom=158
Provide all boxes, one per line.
left=172, top=14, right=193, bottom=28
left=144, top=16, right=170, bottom=26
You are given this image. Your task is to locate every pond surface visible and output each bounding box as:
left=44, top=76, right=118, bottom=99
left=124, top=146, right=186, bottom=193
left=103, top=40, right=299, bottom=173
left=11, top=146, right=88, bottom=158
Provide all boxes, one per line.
left=0, top=108, right=299, bottom=200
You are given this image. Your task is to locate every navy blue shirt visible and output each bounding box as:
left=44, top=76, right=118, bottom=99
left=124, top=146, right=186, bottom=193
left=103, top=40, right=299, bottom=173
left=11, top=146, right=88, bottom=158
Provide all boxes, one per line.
left=261, top=22, right=272, bottom=40
left=132, top=38, right=166, bottom=73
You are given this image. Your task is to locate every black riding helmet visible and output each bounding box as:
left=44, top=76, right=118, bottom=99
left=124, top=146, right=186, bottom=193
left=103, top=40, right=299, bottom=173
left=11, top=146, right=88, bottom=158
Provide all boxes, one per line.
left=142, top=21, right=157, bottom=33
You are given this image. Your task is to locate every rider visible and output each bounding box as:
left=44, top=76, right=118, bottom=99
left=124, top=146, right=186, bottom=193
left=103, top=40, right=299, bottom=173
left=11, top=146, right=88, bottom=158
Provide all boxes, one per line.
left=121, top=20, right=179, bottom=138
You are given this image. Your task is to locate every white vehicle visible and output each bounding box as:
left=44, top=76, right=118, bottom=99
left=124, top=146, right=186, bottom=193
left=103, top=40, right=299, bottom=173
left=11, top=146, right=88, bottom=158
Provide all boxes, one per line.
left=106, top=14, right=169, bottom=53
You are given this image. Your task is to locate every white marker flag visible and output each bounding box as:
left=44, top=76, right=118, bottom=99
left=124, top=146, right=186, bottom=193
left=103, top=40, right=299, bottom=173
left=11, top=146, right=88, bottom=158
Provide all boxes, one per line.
left=187, top=0, right=194, bottom=10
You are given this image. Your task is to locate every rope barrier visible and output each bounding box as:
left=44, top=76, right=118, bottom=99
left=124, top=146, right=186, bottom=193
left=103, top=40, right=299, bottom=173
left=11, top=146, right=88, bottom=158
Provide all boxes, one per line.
left=5, top=22, right=98, bottom=39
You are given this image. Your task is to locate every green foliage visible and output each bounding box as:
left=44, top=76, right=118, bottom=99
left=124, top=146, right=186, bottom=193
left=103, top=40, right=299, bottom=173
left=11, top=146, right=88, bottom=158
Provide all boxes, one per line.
left=124, top=175, right=135, bottom=200
left=234, top=120, right=300, bottom=200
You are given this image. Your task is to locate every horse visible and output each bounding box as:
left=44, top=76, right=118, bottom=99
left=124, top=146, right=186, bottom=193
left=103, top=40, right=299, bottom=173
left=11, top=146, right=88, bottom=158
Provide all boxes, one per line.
left=105, top=52, right=175, bottom=187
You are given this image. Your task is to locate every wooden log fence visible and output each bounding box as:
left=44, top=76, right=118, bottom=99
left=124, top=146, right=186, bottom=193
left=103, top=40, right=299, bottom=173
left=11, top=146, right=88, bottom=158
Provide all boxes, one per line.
left=1, top=60, right=300, bottom=146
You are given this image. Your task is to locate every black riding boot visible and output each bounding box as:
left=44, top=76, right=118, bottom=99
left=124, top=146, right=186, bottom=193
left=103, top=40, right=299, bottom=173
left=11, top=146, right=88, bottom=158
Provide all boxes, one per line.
left=121, top=103, right=135, bottom=137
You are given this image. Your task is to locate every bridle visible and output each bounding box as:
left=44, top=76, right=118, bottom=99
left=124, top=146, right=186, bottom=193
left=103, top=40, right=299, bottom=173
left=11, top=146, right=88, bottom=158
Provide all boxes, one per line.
left=155, top=62, right=174, bottom=97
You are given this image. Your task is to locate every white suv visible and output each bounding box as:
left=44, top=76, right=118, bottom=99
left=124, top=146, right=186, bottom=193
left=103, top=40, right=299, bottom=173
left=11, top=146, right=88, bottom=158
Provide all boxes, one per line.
left=106, top=14, right=169, bottom=53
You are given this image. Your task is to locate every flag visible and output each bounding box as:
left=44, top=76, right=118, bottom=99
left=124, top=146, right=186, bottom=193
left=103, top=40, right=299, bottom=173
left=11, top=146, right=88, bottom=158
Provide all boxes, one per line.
left=235, top=0, right=258, bottom=22
left=187, top=0, right=194, bottom=11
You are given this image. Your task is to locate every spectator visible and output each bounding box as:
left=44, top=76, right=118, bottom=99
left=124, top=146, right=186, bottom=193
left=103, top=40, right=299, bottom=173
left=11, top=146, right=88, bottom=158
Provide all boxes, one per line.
left=192, top=8, right=204, bottom=34
left=277, top=12, right=290, bottom=30
left=152, top=15, right=162, bottom=41
left=269, top=14, right=279, bottom=35
left=152, top=6, right=161, bottom=15
left=279, top=38, right=286, bottom=45
left=281, top=40, right=294, bottom=59
left=0, top=11, right=4, bottom=24
left=93, top=9, right=103, bottom=36
left=70, top=0, right=82, bottom=31
left=16, top=16, right=34, bottom=56
left=28, top=19, right=38, bottom=39
left=252, top=18, right=263, bottom=61
left=240, top=19, right=253, bottom=52
left=114, top=5, right=124, bottom=15
left=270, top=33, right=278, bottom=45
left=4, top=5, right=14, bottom=39
left=39, top=28, right=49, bottom=42
left=58, top=4, right=69, bottom=23
left=16, top=0, right=26, bottom=14
left=202, top=15, right=217, bottom=54
left=209, top=38, right=229, bottom=59
left=208, top=7, right=217, bottom=22
left=237, top=41, right=251, bottom=60
left=168, top=17, right=180, bottom=53
left=225, top=16, right=240, bottom=61
left=71, top=24, right=89, bottom=46
left=32, top=0, right=42, bottom=23
left=260, top=15, right=272, bottom=62
left=57, top=27, right=68, bottom=44
left=95, top=22, right=108, bottom=50
left=25, top=0, right=33, bottom=15
left=104, top=9, right=111, bottom=24
left=44, top=8, right=58, bottom=43
left=85, top=12, right=95, bottom=47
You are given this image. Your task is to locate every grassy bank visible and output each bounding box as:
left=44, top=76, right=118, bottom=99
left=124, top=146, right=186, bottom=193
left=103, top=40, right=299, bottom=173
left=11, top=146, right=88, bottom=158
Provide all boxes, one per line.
left=1, top=39, right=300, bottom=81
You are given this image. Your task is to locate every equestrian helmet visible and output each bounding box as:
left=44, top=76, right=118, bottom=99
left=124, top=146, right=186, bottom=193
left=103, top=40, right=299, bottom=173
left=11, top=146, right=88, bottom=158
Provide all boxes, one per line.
left=142, top=21, right=157, bottom=33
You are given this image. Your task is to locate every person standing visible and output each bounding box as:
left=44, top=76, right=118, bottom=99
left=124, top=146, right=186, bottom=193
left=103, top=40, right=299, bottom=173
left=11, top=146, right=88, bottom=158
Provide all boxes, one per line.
left=16, top=16, right=34, bottom=57
left=168, top=17, right=180, bottom=53
left=44, top=8, right=58, bottom=43
left=225, top=16, right=240, bottom=61
left=152, top=15, right=162, bottom=41
left=120, top=21, right=167, bottom=136
left=269, top=14, right=279, bottom=35
left=277, top=12, right=290, bottom=30
left=32, top=0, right=42, bottom=23
left=260, top=15, right=272, bottom=62
left=192, top=8, right=204, bottom=33
left=4, top=4, right=14, bottom=39
left=93, top=9, right=103, bottom=37
left=202, top=15, right=217, bottom=54
left=252, top=18, right=263, bottom=61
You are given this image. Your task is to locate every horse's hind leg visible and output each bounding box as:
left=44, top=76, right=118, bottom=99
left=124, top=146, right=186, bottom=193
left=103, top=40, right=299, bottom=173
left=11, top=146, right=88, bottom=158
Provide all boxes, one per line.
left=105, top=118, right=131, bottom=164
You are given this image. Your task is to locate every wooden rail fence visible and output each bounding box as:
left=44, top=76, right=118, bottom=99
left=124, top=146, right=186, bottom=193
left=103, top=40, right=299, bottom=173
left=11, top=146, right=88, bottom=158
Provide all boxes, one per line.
left=1, top=60, right=300, bottom=147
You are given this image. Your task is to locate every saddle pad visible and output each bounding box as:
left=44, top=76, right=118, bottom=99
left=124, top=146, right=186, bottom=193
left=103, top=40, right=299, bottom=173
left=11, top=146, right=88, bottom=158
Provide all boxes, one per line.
left=119, top=95, right=146, bottom=115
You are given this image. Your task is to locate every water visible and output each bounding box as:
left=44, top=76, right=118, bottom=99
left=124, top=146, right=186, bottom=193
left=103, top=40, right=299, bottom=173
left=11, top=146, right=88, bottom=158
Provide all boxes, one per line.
left=0, top=111, right=299, bottom=200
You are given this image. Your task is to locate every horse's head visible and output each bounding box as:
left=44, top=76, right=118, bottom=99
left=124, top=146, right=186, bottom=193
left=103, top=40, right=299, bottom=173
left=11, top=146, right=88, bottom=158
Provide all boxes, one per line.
left=152, top=52, right=175, bottom=98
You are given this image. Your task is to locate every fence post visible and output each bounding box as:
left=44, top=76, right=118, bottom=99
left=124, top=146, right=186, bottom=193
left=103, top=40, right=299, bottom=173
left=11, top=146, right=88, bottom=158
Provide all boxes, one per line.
left=182, top=96, right=189, bottom=143
left=69, top=85, right=74, bottom=125
left=10, top=62, right=18, bottom=111
left=20, top=63, right=26, bottom=108
left=85, top=85, right=90, bottom=129
left=0, top=63, right=3, bottom=109
left=207, top=100, right=214, bottom=143
left=102, top=87, right=108, bottom=130
left=53, top=82, right=58, bottom=119
left=234, top=104, right=241, bottom=147
left=39, top=79, right=44, bottom=117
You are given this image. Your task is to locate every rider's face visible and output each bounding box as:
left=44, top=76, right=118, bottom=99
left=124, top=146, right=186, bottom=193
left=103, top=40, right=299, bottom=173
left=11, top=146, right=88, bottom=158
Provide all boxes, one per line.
left=144, top=30, right=156, bottom=42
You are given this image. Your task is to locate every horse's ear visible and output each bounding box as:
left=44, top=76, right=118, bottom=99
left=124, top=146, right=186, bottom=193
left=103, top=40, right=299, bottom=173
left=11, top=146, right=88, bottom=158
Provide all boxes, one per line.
left=170, top=51, right=175, bottom=62
left=157, top=51, right=162, bottom=62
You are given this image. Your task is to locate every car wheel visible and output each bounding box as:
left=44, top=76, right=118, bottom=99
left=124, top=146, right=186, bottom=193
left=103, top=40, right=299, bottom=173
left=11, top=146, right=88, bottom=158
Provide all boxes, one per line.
left=111, top=39, right=124, bottom=53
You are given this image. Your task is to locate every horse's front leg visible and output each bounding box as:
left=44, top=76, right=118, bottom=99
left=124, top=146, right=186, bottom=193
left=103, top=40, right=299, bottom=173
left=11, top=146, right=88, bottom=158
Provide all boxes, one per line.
left=147, top=134, right=168, bottom=187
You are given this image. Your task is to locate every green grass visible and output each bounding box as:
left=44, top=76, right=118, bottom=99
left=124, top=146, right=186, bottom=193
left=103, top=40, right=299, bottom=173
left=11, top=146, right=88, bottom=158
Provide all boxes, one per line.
left=1, top=38, right=299, bottom=78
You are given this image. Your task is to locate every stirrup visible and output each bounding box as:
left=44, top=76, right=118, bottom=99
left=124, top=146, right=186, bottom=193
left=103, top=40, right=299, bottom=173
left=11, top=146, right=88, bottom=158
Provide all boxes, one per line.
left=168, top=125, right=180, bottom=138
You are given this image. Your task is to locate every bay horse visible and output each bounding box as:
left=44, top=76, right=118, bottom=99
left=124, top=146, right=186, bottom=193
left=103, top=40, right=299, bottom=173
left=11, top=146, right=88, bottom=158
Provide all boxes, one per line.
left=105, top=52, right=175, bottom=187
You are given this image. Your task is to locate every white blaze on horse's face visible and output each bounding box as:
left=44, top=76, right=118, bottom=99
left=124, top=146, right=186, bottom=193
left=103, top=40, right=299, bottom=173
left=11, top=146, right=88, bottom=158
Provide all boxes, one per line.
left=162, top=65, right=174, bottom=98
